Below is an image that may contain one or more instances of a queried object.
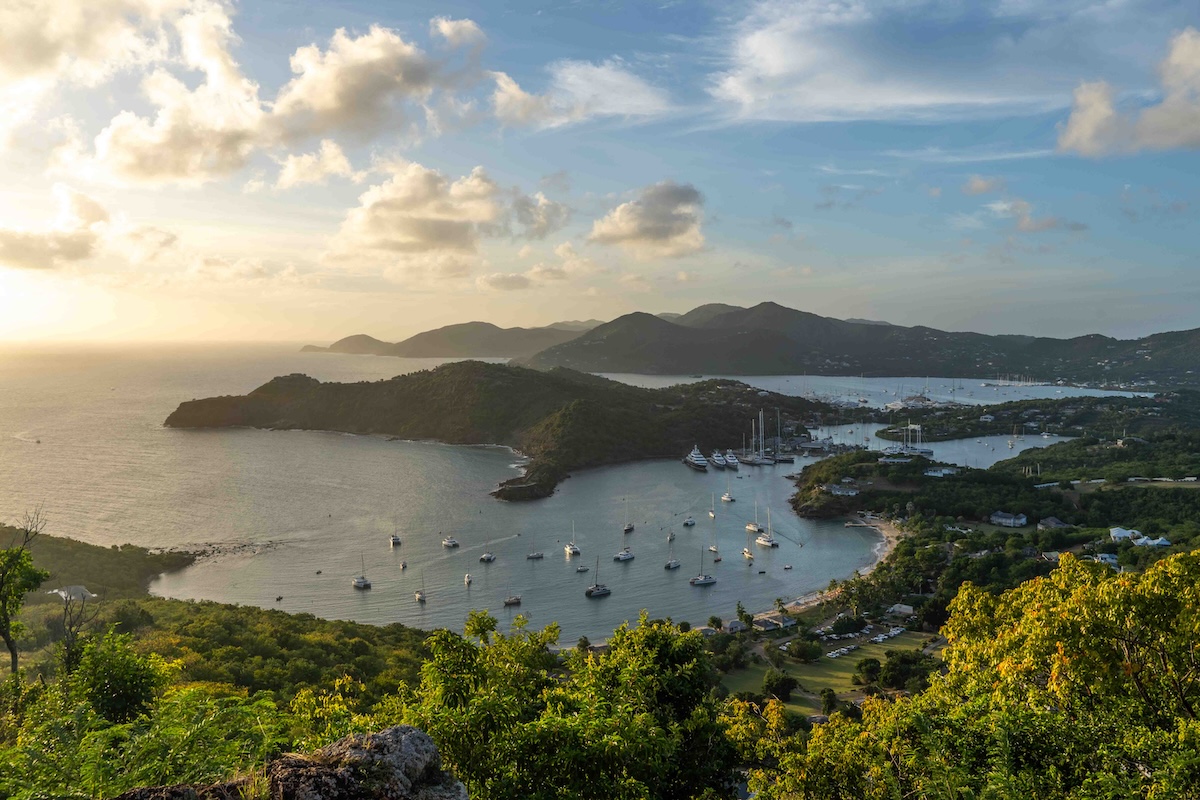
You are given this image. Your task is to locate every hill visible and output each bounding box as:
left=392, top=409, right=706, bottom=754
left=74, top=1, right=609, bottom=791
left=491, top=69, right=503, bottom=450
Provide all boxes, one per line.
left=164, top=361, right=827, bottom=499
left=518, top=301, right=1200, bottom=386
left=302, top=322, right=584, bottom=358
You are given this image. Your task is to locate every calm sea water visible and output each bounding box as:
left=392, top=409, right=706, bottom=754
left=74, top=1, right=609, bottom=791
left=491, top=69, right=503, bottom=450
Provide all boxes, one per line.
left=0, top=343, right=1117, bottom=642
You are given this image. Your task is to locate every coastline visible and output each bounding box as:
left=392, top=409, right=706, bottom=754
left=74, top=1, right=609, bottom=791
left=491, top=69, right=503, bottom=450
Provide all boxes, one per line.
left=780, top=517, right=904, bottom=617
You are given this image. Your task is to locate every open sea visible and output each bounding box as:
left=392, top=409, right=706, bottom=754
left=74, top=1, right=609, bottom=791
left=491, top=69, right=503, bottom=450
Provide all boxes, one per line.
left=0, top=343, right=1129, bottom=643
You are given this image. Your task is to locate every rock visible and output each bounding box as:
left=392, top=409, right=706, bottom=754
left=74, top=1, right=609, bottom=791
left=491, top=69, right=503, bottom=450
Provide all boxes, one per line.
left=115, top=726, right=466, bottom=800
left=114, top=781, right=247, bottom=800
left=271, top=726, right=466, bottom=800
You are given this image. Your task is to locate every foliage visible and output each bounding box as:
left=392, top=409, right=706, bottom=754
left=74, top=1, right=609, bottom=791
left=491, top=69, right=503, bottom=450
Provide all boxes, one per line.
left=73, top=630, right=173, bottom=723
left=762, top=668, right=798, bottom=702
left=754, top=553, right=1200, bottom=799
left=393, top=611, right=736, bottom=800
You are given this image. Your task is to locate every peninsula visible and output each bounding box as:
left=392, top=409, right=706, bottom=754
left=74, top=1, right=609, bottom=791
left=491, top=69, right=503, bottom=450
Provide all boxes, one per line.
left=164, top=361, right=826, bottom=500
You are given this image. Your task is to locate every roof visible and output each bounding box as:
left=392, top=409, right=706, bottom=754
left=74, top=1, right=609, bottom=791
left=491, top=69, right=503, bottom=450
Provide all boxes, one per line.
left=46, top=585, right=98, bottom=602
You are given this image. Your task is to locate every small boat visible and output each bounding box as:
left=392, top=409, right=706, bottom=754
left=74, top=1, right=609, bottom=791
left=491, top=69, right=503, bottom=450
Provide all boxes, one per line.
left=708, top=544, right=719, bottom=553
left=480, top=551, right=496, bottom=562
left=389, top=533, right=402, bottom=547
left=315, top=570, right=322, bottom=575
left=713, top=555, right=722, bottom=562
left=665, top=558, right=681, bottom=570
left=464, top=573, right=472, bottom=585
left=400, top=561, right=407, bottom=569
left=442, top=536, right=460, bottom=548
left=585, top=556, right=610, bottom=597
left=746, top=500, right=765, bottom=533
left=504, top=595, right=522, bottom=606
left=743, top=547, right=754, bottom=559
left=721, top=491, right=735, bottom=503
left=689, top=547, right=716, bottom=586
left=576, top=564, right=590, bottom=573
left=783, top=564, right=792, bottom=570
left=527, top=551, right=544, bottom=560
left=275, top=595, right=282, bottom=602
left=682, top=516, right=696, bottom=527
left=683, top=446, right=709, bottom=471
left=613, top=546, right=634, bottom=562
left=352, top=555, right=371, bottom=590
left=667, top=530, right=675, bottom=542
left=758, top=569, right=766, bottom=574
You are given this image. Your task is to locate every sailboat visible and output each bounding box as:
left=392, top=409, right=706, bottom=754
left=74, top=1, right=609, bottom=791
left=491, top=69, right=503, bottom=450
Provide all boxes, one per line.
left=689, top=547, right=716, bottom=586
left=756, top=508, right=780, bottom=547
left=565, top=521, right=581, bottom=556
left=585, top=556, right=610, bottom=597
left=743, top=525, right=755, bottom=560
left=665, top=535, right=681, bottom=570
left=352, top=555, right=371, bottom=590
left=623, top=498, right=635, bottom=533
left=746, top=499, right=765, bottom=533
left=503, top=586, right=522, bottom=606
left=464, top=573, right=472, bottom=585
left=708, top=494, right=716, bottom=519
left=480, top=535, right=496, bottom=562
left=415, top=575, right=426, bottom=603
left=389, top=523, right=402, bottom=547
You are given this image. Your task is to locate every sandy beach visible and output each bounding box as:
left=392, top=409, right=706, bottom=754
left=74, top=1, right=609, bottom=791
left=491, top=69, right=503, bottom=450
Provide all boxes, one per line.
left=780, top=517, right=906, bottom=616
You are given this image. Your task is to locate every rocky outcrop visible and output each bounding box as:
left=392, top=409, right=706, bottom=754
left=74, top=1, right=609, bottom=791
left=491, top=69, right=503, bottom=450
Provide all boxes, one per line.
left=114, top=726, right=466, bottom=800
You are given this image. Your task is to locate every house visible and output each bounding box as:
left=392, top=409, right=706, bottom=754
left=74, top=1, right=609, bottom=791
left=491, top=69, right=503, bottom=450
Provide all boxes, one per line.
left=694, top=626, right=718, bottom=638
left=1042, top=552, right=1061, bottom=563
left=756, top=612, right=797, bottom=629
left=1094, top=553, right=1119, bottom=567
left=825, top=484, right=860, bottom=497
left=806, top=714, right=830, bottom=725
left=877, top=457, right=912, bottom=464
left=752, top=617, right=781, bottom=632
left=886, top=603, right=915, bottom=617
left=990, top=511, right=1027, bottom=527
left=1110, top=527, right=1141, bottom=542
left=1037, top=517, right=1072, bottom=530
left=1133, top=536, right=1171, bottom=548
left=924, top=467, right=959, bottom=478
left=724, top=619, right=749, bottom=634
left=979, top=414, right=996, bottom=423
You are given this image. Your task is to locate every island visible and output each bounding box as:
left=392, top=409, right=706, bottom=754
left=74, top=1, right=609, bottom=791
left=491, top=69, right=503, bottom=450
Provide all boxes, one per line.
left=300, top=320, right=595, bottom=358
left=164, top=361, right=827, bottom=500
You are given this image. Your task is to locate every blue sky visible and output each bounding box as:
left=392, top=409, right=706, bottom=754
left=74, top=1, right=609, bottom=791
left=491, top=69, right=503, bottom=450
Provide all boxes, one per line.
left=0, top=0, right=1197, bottom=341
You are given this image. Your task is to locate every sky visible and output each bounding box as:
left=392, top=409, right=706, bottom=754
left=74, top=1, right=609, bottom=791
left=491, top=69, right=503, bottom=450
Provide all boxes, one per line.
left=0, top=0, right=1198, bottom=343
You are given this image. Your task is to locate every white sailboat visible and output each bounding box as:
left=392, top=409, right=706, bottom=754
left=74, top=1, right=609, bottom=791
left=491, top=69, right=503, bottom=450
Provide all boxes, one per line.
left=708, top=494, right=716, bottom=519
left=746, top=499, right=765, bottom=533
left=352, top=555, right=371, bottom=590
left=756, top=508, right=780, bottom=547
left=415, top=575, right=426, bottom=603
left=689, top=547, right=716, bottom=586
left=623, top=497, right=635, bottom=533
left=565, top=521, right=581, bottom=556
left=585, top=556, right=610, bottom=597
left=665, top=535, right=681, bottom=570
left=480, top=535, right=496, bottom=562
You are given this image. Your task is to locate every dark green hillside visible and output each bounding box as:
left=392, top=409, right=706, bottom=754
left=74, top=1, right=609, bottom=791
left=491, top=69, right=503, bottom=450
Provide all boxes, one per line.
left=164, top=361, right=825, bottom=499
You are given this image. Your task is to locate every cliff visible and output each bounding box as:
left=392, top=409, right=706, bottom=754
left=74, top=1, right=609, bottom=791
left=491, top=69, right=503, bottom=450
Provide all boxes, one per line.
left=165, top=362, right=825, bottom=500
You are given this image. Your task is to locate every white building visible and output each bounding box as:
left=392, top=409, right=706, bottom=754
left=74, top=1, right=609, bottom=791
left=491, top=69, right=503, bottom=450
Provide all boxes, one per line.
left=990, top=511, right=1027, bottom=527
left=1110, top=527, right=1141, bottom=542
left=979, top=414, right=996, bottom=423
left=1133, top=536, right=1171, bottom=548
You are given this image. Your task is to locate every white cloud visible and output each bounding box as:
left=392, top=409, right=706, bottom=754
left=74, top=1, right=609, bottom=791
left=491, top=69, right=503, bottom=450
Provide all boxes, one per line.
left=588, top=181, right=705, bottom=259
left=475, top=271, right=532, bottom=291
left=0, top=184, right=108, bottom=270
left=77, top=1, right=265, bottom=186
left=553, top=241, right=601, bottom=276
left=491, top=58, right=670, bottom=128
left=1059, top=28, right=1200, bottom=155
left=430, top=17, right=485, bottom=48
left=985, top=197, right=1087, bottom=233
left=962, top=175, right=1005, bottom=195
left=327, top=160, right=503, bottom=281
left=619, top=273, right=653, bottom=292
left=511, top=191, right=570, bottom=239
left=275, top=139, right=363, bottom=189
left=675, top=270, right=696, bottom=283
left=272, top=25, right=442, bottom=142
left=709, top=0, right=1189, bottom=122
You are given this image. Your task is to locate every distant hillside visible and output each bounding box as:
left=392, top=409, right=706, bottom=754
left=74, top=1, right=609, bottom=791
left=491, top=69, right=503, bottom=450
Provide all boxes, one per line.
left=164, top=362, right=826, bottom=500
left=302, top=322, right=583, bottom=358
left=518, top=301, right=1200, bottom=386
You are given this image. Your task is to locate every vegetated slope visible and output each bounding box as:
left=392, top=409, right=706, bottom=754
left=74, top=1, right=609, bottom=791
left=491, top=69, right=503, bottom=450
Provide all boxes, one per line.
left=164, top=361, right=826, bottom=499
left=301, top=322, right=583, bottom=358
left=520, top=301, right=1200, bottom=385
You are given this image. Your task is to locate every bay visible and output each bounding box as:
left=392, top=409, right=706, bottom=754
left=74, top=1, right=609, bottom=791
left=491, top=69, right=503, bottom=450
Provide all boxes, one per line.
left=0, top=343, right=1122, bottom=643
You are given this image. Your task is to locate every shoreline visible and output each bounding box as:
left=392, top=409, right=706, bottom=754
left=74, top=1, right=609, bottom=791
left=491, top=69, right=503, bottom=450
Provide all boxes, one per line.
left=779, top=517, right=903, bottom=617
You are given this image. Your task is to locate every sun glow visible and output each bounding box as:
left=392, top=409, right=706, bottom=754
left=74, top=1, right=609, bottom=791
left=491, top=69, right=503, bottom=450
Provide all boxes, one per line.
left=0, top=270, right=112, bottom=341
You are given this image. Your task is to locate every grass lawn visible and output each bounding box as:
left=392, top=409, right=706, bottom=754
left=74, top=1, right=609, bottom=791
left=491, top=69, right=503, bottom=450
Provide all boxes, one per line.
left=720, top=631, right=931, bottom=711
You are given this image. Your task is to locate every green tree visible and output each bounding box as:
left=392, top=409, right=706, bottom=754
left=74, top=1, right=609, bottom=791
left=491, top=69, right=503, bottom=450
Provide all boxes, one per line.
left=736, top=601, right=753, bottom=628
left=820, top=688, right=838, bottom=716
left=396, top=611, right=736, bottom=800
left=0, top=510, right=50, bottom=674
left=73, top=629, right=171, bottom=723
left=762, top=668, right=798, bottom=702
left=854, top=657, right=881, bottom=686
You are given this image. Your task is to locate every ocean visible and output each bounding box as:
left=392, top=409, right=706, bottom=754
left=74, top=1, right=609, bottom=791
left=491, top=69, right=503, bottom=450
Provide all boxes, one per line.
left=0, top=342, right=1113, bottom=642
